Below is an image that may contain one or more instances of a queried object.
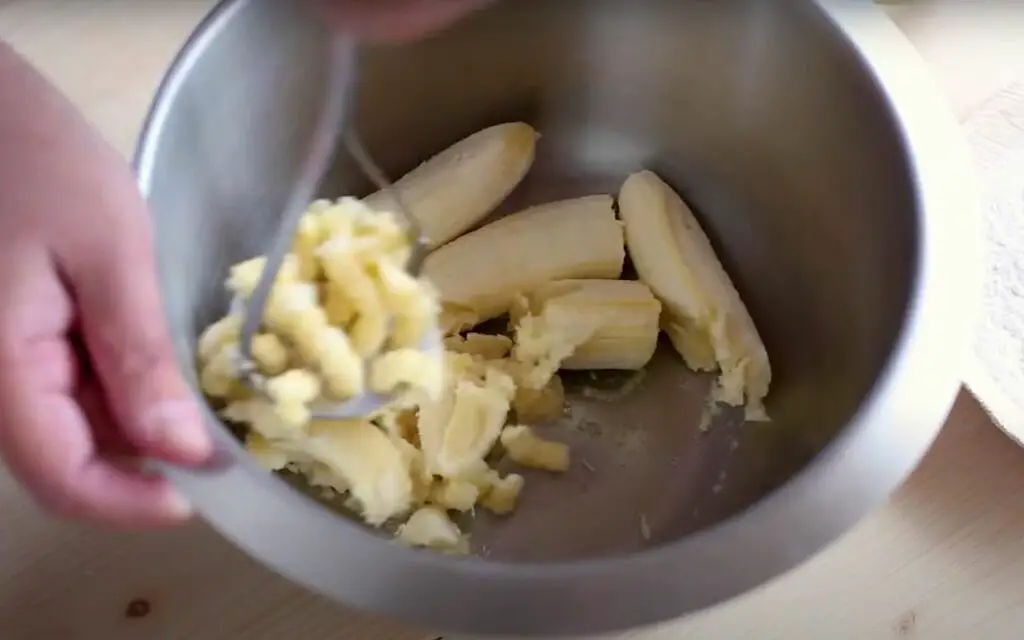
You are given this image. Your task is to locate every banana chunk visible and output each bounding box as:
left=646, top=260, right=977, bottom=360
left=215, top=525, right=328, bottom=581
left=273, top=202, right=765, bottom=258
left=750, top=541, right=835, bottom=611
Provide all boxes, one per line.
left=364, top=122, right=538, bottom=248
left=423, top=195, right=626, bottom=334
left=434, top=368, right=516, bottom=478
left=618, top=170, right=771, bottom=420
left=500, top=425, right=570, bottom=472
left=511, top=373, right=565, bottom=423
left=480, top=472, right=525, bottom=515
left=303, top=419, right=414, bottom=526
left=444, top=333, right=514, bottom=360
left=397, top=507, right=467, bottom=553
left=511, top=279, right=662, bottom=371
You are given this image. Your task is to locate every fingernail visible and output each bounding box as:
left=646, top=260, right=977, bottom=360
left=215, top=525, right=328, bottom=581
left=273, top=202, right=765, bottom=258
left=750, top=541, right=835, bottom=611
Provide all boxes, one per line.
left=141, top=400, right=212, bottom=461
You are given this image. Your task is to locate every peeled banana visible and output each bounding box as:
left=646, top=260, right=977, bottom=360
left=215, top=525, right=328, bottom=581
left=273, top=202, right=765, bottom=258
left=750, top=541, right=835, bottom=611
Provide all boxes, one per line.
left=422, top=195, right=626, bottom=334
left=618, top=170, right=771, bottom=420
left=511, top=279, right=662, bottom=371
left=363, top=122, right=538, bottom=249
left=207, top=118, right=780, bottom=554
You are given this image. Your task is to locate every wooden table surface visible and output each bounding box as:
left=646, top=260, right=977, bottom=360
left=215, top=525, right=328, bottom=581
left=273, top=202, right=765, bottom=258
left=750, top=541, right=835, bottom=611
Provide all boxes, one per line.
left=1, top=2, right=1023, bottom=639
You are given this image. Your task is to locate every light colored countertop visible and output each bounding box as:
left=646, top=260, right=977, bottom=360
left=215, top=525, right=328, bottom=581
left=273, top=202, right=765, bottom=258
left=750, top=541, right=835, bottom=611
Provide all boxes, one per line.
left=1, top=2, right=1024, bottom=639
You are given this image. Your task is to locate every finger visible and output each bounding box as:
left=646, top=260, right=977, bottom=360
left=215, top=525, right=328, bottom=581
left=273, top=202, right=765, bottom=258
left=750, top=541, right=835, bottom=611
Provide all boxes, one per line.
left=54, top=195, right=211, bottom=466
left=78, top=371, right=141, bottom=459
left=70, top=329, right=139, bottom=458
left=1, top=390, right=192, bottom=528
left=315, top=0, right=491, bottom=42
left=0, top=255, right=190, bottom=528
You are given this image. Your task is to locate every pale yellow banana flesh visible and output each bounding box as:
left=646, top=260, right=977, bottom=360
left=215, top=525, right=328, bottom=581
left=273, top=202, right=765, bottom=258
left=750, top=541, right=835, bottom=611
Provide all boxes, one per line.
left=513, top=279, right=662, bottom=370
left=302, top=419, right=414, bottom=526
left=363, top=122, right=538, bottom=249
left=618, top=170, right=771, bottom=420
left=423, top=195, right=626, bottom=334
left=214, top=121, right=782, bottom=553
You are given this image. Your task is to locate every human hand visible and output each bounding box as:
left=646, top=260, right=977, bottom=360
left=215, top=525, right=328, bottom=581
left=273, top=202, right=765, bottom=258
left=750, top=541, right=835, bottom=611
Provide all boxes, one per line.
left=0, top=0, right=482, bottom=528
left=313, top=0, right=492, bottom=42
left=0, top=42, right=211, bottom=528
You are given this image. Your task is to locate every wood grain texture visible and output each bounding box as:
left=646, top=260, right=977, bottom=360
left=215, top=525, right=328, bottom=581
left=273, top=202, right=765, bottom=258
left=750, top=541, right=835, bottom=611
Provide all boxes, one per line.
left=0, top=1, right=1023, bottom=639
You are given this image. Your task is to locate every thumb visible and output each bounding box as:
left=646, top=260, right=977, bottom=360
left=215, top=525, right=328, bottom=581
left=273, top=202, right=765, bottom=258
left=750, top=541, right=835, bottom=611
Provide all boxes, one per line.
left=60, top=218, right=212, bottom=466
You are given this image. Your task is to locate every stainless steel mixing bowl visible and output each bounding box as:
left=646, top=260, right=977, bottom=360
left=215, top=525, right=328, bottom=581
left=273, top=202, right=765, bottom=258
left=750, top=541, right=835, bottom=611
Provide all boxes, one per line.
left=134, top=0, right=979, bottom=636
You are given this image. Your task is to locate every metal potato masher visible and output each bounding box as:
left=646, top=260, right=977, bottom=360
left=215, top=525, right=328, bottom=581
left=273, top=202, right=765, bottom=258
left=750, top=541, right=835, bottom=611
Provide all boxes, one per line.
left=233, top=35, right=440, bottom=419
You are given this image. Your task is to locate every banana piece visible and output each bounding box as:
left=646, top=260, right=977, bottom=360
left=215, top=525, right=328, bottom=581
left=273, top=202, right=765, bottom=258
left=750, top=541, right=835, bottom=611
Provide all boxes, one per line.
left=196, top=314, right=241, bottom=364
left=618, top=170, right=771, bottom=421
left=415, top=351, right=514, bottom=478
left=430, top=478, right=481, bottom=512
left=511, top=373, right=565, bottom=423
left=480, top=472, right=525, bottom=515
left=511, top=279, right=662, bottom=371
left=414, top=351, right=479, bottom=475
left=397, top=507, right=467, bottom=553
left=243, top=432, right=294, bottom=472
left=434, top=367, right=516, bottom=478
left=303, top=419, right=414, bottom=526
left=443, top=333, right=513, bottom=360
left=500, top=425, right=570, bottom=472
left=222, top=396, right=300, bottom=440
left=363, top=122, right=538, bottom=249
left=509, top=308, right=599, bottom=390
left=422, top=195, right=626, bottom=334
left=415, top=376, right=457, bottom=476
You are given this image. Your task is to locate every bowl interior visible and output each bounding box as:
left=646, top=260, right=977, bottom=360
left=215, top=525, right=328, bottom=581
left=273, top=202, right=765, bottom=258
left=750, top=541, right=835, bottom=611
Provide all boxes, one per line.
left=142, top=0, right=917, bottom=563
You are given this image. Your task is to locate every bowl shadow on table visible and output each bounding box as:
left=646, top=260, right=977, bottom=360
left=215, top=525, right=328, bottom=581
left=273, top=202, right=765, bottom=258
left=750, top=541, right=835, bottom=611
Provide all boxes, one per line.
left=894, top=390, right=1024, bottom=586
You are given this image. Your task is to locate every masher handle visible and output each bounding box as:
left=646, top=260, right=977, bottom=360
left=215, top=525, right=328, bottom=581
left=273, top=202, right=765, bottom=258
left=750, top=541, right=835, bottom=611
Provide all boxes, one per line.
left=239, top=36, right=358, bottom=364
